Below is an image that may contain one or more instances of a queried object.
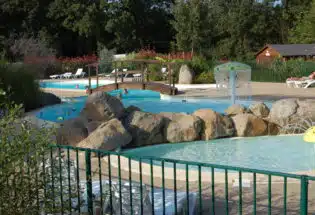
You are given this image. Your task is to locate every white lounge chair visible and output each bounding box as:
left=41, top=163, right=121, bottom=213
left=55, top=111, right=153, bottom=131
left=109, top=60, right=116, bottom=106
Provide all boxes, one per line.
left=292, top=79, right=315, bottom=88
left=73, top=68, right=85, bottom=78
left=49, top=74, right=60, bottom=79
left=62, top=72, right=73, bottom=79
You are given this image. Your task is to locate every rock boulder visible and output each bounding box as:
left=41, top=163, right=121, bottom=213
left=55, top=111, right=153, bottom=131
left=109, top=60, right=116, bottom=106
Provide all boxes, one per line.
left=232, top=113, right=267, bottom=137
left=178, top=65, right=194, bottom=84
left=162, top=112, right=202, bottom=143
left=125, top=111, right=165, bottom=146
left=268, top=99, right=298, bottom=126
left=80, top=91, right=124, bottom=122
left=57, top=117, right=89, bottom=146
left=193, top=109, right=234, bottom=140
left=249, top=102, right=270, bottom=118
left=77, top=118, right=132, bottom=153
left=225, top=104, right=248, bottom=116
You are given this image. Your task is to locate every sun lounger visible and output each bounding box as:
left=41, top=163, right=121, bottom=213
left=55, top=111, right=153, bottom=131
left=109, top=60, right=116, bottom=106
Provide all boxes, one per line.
left=73, top=68, right=85, bottom=78
left=60, top=72, right=73, bottom=79
left=76, top=180, right=197, bottom=215
left=49, top=74, right=61, bottom=79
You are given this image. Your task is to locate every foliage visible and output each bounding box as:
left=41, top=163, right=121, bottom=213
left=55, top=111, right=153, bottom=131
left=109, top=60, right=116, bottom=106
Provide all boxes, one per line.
left=98, top=47, right=116, bottom=74
left=289, top=0, right=315, bottom=43
left=0, top=64, right=41, bottom=111
left=148, top=64, right=165, bottom=81
left=0, top=104, right=53, bottom=214
left=58, top=55, right=98, bottom=74
left=250, top=58, right=315, bottom=82
left=194, top=71, right=215, bottom=84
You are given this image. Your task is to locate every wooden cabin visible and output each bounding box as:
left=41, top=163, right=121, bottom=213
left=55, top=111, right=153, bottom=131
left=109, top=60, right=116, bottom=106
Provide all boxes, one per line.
left=255, top=44, right=315, bottom=65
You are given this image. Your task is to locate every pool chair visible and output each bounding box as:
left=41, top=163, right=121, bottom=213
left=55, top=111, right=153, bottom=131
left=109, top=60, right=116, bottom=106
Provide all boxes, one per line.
left=75, top=180, right=197, bottom=215
left=73, top=68, right=86, bottom=78
left=49, top=74, right=61, bottom=79
left=61, top=72, right=73, bottom=79
left=286, top=72, right=315, bottom=88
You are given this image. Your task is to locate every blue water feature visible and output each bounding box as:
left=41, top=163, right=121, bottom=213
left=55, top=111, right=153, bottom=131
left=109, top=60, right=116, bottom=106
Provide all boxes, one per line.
left=125, top=135, right=315, bottom=173
left=40, top=81, right=111, bottom=90
left=36, top=89, right=272, bottom=122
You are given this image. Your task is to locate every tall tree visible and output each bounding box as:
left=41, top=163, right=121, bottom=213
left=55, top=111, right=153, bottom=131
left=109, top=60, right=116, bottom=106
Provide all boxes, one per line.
left=289, top=0, right=315, bottom=43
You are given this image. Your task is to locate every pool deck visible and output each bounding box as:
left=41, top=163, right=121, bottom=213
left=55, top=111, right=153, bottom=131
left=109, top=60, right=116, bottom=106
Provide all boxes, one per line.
left=42, top=81, right=315, bottom=101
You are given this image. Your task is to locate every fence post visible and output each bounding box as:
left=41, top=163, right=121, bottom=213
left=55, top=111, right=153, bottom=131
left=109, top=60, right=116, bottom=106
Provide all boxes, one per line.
left=85, top=150, right=93, bottom=215
left=300, top=175, right=308, bottom=215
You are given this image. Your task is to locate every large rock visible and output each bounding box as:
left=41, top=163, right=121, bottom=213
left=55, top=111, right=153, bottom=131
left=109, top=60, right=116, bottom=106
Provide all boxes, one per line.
left=268, top=99, right=298, bottom=126
left=37, top=92, right=61, bottom=107
left=125, top=111, right=165, bottom=146
left=296, top=99, right=315, bottom=120
left=178, top=64, right=194, bottom=84
left=232, top=113, right=268, bottom=137
left=161, top=112, right=202, bottom=143
left=249, top=102, right=270, bottom=118
left=225, top=104, right=248, bottom=116
left=80, top=91, right=124, bottom=122
left=77, top=118, right=132, bottom=153
left=193, top=109, right=234, bottom=140
left=57, top=117, right=89, bottom=146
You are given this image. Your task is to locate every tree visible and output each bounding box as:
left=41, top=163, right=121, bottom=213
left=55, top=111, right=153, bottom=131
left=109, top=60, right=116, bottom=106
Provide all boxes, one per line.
left=289, top=0, right=315, bottom=43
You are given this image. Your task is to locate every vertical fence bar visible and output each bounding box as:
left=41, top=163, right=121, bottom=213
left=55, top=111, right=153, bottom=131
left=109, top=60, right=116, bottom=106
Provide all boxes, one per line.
left=85, top=150, right=93, bottom=215
left=198, top=165, right=202, bottom=215
left=186, top=164, right=190, bottom=215
left=42, top=153, right=47, bottom=214
left=67, top=149, right=72, bottom=214
left=107, top=154, right=113, bottom=215
left=162, top=161, right=165, bottom=215
left=50, top=148, right=56, bottom=212
left=75, top=149, right=81, bottom=214
left=300, top=175, right=308, bottom=215
left=238, top=171, right=242, bottom=215
left=268, top=174, right=272, bottom=215
left=58, top=148, right=64, bottom=214
left=173, top=162, right=177, bottom=215
left=211, top=167, right=215, bottom=215
left=283, top=176, right=287, bottom=215
left=98, top=152, right=103, bottom=214
left=139, top=158, right=143, bottom=215
left=118, top=155, right=122, bottom=215
left=225, top=169, right=229, bottom=215
left=128, top=158, right=133, bottom=215
left=150, top=159, right=154, bottom=215
left=253, top=173, right=256, bottom=215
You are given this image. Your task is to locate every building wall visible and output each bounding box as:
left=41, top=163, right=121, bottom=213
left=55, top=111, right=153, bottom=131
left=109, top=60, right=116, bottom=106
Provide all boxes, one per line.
left=256, top=47, right=281, bottom=65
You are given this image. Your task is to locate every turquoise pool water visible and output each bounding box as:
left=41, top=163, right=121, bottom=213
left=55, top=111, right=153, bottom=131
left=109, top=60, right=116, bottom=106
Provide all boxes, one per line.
left=125, top=135, right=315, bottom=173
left=40, top=81, right=112, bottom=90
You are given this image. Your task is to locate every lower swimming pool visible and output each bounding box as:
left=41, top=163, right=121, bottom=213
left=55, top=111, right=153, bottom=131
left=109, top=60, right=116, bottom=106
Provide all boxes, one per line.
left=125, top=135, right=315, bottom=173
left=36, top=89, right=271, bottom=122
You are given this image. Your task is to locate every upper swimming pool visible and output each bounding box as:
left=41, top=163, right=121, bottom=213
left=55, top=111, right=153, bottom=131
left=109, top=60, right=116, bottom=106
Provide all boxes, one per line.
left=40, top=80, right=115, bottom=90
left=35, top=89, right=271, bottom=122
left=125, top=135, right=315, bottom=173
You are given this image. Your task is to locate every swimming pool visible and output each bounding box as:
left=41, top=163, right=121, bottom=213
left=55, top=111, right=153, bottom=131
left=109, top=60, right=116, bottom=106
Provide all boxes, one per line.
left=40, top=80, right=115, bottom=90
left=36, top=89, right=271, bottom=122
left=125, top=135, right=315, bottom=173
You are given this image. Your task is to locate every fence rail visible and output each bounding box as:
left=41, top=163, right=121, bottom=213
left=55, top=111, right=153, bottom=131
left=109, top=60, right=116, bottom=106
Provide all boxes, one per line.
left=35, top=144, right=315, bottom=215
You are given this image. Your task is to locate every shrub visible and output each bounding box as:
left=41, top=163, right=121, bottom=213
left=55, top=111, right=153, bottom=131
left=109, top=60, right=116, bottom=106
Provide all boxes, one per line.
left=194, top=71, right=215, bottom=84
left=0, top=104, right=54, bottom=214
left=250, top=58, right=315, bottom=82
left=0, top=63, right=41, bottom=111
left=59, top=55, right=98, bottom=74
left=148, top=64, right=164, bottom=81
left=98, top=47, right=116, bottom=74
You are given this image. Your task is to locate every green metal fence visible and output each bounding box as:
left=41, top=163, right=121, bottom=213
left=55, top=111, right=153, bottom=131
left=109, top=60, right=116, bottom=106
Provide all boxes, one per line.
left=38, top=144, right=315, bottom=215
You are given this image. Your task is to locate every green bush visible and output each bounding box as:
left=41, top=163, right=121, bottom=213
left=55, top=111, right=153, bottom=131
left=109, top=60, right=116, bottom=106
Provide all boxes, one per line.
left=0, top=104, right=54, bottom=214
left=0, top=63, right=41, bottom=111
left=250, top=58, right=315, bottom=82
left=194, top=71, right=215, bottom=84
left=148, top=64, right=164, bottom=81
left=98, top=47, right=116, bottom=74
